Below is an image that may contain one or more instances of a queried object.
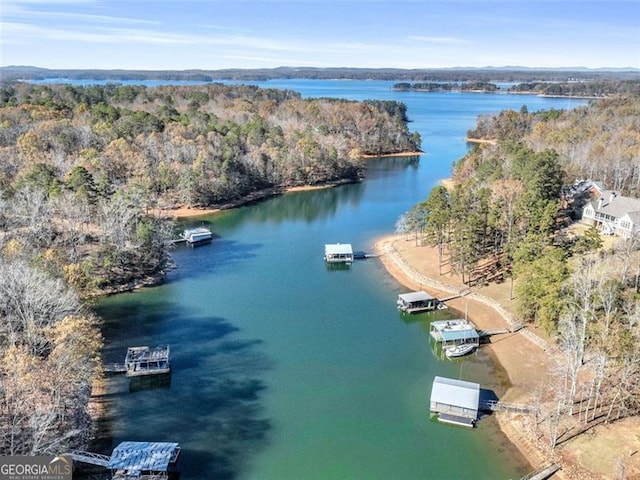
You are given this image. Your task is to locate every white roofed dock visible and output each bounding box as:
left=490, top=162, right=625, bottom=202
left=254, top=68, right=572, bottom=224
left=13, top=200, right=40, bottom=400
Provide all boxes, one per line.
left=324, top=243, right=354, bottom=263
left=397, top=291, right=440, bottom=313
left=430, top=376, right=480, bottom=427
left=181, top=227, right=212, bottom=245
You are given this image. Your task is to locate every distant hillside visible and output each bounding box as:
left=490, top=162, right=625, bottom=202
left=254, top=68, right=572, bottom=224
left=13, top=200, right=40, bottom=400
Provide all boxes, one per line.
left=1, top=65, right=638, bottom=83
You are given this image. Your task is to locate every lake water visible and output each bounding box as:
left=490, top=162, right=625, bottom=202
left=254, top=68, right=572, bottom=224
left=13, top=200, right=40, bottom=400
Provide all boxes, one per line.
left=89, top=80, right=586, bottom=479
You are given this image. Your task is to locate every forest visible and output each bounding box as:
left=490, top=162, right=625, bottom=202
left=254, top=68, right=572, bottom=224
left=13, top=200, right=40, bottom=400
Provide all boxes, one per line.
left=0, top=81, right=420, bottom=292
left=0, top=81, right=419, bottom=456
left=401, top=90, right=640, bottom=449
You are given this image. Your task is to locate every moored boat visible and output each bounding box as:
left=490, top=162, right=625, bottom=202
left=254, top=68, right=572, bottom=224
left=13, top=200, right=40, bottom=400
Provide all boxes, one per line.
left=444, top=343, right=476, bottom=358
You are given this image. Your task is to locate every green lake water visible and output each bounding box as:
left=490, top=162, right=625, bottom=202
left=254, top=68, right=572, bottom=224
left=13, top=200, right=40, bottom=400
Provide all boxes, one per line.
left=91, top=81, right=587, bottom=479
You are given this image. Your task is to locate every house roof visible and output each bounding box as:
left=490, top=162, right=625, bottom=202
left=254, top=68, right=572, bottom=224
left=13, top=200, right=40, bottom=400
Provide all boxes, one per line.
left=590, top=190, right=640, bottom=219
left=324, top=243, right=353, bottom=255
left=108, top=442, right=180, bottom=472
left=626, top=212, right=640, bottom=225
left=430, top=376, right=479, bottom=411
left=398, top=291, right=434, bottom=303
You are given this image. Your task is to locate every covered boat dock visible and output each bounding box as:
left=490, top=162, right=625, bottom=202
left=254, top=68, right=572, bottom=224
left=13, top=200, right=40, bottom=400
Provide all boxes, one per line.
left=108, top=441, right=181, bottom=479
left=397, top=291, right=439, bottom=313
left=181, top=227, right=212, bottom=245
left=429, top=319, right=480, bottom=348
left=67, top=441, right=181, bottom=479
left=324, top=243, right=354, bottom=263
left=125, top=345, right=171, bottom=377
left=429, top=376, right=480, bottom=427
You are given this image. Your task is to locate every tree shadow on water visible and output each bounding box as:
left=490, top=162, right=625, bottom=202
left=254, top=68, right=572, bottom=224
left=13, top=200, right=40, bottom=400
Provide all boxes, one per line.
left=168, top=327, right=272, bottom=479
left=167, top=239, right=263, bottom=284
left=93, top=313, right=272, bottom=480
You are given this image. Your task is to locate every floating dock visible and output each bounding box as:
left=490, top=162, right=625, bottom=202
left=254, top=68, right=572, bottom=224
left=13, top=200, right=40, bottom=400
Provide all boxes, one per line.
left=429, top=376, right=538, bottom=429
left=181, top=227, right=212, bottom=245
left=124, top=345, right=171, bottom=377
left=324, top=243, right=354, bottom=263
left=397, top=291, right=443, bottom=313
left=68, top=441, right=181, bottom=479
left=429, top=319, right=480, bottom=357
left=429, top=376, right=480, bottom=427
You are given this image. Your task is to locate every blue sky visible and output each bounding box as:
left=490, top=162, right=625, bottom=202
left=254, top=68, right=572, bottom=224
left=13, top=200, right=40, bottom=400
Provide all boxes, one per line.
left=2, top=0, right=639, bottom=70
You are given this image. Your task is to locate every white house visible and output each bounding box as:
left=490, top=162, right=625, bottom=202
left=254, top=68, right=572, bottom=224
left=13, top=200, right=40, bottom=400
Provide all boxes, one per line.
left=582, top=189, right=640, bottom=238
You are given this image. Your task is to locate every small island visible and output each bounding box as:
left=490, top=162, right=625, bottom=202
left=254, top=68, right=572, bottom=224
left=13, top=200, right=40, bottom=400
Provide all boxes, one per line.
left=393, top=81, right=499, bottom=92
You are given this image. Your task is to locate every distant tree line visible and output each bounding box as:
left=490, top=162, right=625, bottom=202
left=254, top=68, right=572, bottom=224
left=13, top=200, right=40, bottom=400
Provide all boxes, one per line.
left=393, top=80, right=639, bottom=97
left=2, top=66, right=638, bottom=83
left=509, top=80, right=640, bottom=97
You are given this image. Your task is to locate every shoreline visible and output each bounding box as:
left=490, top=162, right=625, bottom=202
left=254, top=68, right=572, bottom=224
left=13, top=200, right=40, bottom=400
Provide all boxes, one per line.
left=465, top=137, right=497, bottom=145
left=155, top=152, right=423, bottom=220
left=372, top=234, right=559, bottom=476
left=361, top=151, right=423, bottom=158
left=156, top=179, right=360, bottom=219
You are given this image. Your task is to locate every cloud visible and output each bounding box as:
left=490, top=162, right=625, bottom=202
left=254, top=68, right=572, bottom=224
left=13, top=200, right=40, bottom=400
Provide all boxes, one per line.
left=1, top=20, right=323, bottom=53
left=408, top=36, right=467, bottom=45
left=3, top=1, right=159, bottom=26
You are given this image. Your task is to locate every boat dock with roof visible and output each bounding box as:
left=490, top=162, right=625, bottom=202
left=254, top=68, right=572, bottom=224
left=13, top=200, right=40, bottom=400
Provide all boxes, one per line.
left=429, top=375, right=539, bottom=429
left=124, top=345, right=171, bottom=377
left=324, top=243, right=354, bottom=263
left=430, top=376, right=480, bottom=427
left=397, top=290, right=443, bottom=313
left=69, top=441, right=181, bottom=479
left=429, top=319, right=480, bottom=357
left=181, top=227, right=212, bottom=245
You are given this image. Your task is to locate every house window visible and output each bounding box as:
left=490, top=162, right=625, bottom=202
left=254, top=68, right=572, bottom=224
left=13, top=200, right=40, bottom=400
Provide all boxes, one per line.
left=621, top=220, right=631, bottom=230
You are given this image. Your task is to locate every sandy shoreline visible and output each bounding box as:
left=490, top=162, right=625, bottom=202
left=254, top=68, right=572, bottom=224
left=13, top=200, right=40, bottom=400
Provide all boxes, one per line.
left=373, top=234, right=560, bottom=475
left=374, top=234, right=640, bottom=479
left=156, top=182, right=358, bottom=219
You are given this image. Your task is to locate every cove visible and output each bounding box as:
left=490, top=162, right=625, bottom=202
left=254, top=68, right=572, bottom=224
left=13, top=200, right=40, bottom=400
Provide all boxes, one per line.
left=92, top=81, right=587, bottom=479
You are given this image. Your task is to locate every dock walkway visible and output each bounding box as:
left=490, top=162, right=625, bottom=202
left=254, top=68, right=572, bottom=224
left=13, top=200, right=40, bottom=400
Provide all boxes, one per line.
left=480, top=399, right=538, bottom=415
left=67, top=451, right=110, bottom=467
left=476, top=328, right=510, bottom=337
left=104, top=363, right=127, bottom=374
left=520, top=462, right=561, bottom=480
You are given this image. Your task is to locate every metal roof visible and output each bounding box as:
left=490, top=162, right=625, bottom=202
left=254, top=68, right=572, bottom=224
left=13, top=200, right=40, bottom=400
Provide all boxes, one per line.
left=440, top=328, right=478, bottom=342
left=398, top=291, right=434, bottom=303
left=430, top=376, right=479, bottom=412
left=324, top=243, right=353, bottom=255
left=430, top=320, right=479, bottom=342
left=108, top=441, right=180, bottom=472
left=183, top=227, right=211, bottom=235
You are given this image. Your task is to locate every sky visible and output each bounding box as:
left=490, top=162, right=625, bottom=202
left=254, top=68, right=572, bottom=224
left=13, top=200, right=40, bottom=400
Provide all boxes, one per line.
left=1, top=0, right=639, bottom=71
